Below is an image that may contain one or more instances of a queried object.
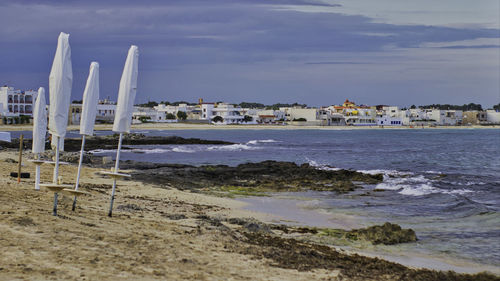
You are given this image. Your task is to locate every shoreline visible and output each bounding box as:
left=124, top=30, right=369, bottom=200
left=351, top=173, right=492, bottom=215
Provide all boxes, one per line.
left=1, top=149, right=499, bottom=279
left=1, top=123, right=499, bottom=132
left=238, top=195, right=500, bottom=275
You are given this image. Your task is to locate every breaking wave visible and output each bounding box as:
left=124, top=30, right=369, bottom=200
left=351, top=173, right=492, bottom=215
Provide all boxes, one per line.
left=90, top=149, right=115, bottom=154
left=136, top=148, right=171, bottom=154
left=358, top=169, right=413, bottom=177
left=171, top=147, right=196, bottom=153
left=374, top=174, right=474, bottom=196
left=247, top=139, right=278, bottom=145
left=306, top=158, right=341, bottom=171
left=207, top=144, right=261, bottom=151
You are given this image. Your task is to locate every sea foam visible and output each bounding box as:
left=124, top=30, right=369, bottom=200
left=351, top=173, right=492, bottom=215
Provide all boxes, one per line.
left=207, top=143, right=260, bottom=151
left=247, top=139, right=278, bottom=145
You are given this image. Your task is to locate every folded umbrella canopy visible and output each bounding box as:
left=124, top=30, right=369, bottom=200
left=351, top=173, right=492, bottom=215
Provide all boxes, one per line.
left=46, top=32, right=73, bottom=216
left=106, top=45, right=138, bottom=217
left=113, top=46, right=139, bottom=134
left=72, top=62, right=99, bottom=211
left=32, top=87, right=47, bottom=190
left=49, top=32, right=72, bottom=146
left=80, top=62, right=99, bottom=136
left=32, top=87, right=47, bottom=155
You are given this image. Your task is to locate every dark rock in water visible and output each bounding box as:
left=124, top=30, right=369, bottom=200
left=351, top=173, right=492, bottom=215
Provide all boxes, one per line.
left=0, top=134, right=234, bottom=152
left=63, top=134, right=234, bottom=152
left=348, top=222, right=417, bottom=245
left=311, top=222, right=417, bottom=245
left=130, top=160, right=383, bottom=194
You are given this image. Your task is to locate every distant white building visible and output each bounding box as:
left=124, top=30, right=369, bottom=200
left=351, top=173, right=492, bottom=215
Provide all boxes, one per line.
left=326, top=100, right=376, bottom=126
left=254, top=109, right=284, bottom=124
left=288, top=108, right=318, bottom=122
left=133, top=107, right=166, bottom=123
left=0, top=86, right=38, bottom=117
left=69, top=99, right=117, bottom=125
left=400, top=108, right=432, bottom=126
left=201, top=103, right=244, bottom=124
left=376, top=106, right=403, bottom=126
left=486, top=110, right=500, bottom=124
left=400, top=108, right=462, bottom=126
left=426, top=109, right=463, bottom=126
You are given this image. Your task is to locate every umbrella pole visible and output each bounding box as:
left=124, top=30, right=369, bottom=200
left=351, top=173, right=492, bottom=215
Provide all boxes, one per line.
left=108, top=133, right=123, bottom=217
left=72, top=135, right=86, bottom=211
left=52, top=136, right=60, bottom=216
left=17, top=134, right=23, bottom=183
left=35, top=153, right=41, bottom=190
left=53, top=136, right=60, bottom=183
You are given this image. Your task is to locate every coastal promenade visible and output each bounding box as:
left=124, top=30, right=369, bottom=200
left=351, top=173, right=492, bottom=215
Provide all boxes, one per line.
left=1, top=123, right=499, bottom=132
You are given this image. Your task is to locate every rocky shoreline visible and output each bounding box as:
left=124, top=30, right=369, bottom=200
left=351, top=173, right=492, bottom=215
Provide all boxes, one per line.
left=0, top=133, right=234, bottom=152
left=127, top=160, right=383, bottom=194
left=0, top=147, right=498, bottom=280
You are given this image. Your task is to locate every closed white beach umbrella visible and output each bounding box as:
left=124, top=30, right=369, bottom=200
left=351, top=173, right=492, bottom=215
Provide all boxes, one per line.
left=113, top=45, right=139, bottom=133
left=32, top=87, right=47, bottom=191
left=32, top=87, right=47, bottom=154
left=49, top=32, right=73, bottom=140
left=46, top=32, right=73, bottom=216
left=72, top=62, right=100, bottom=211
left=80, top=62, right=100, bottom=136
left=106, top=45, right=138, bottom=217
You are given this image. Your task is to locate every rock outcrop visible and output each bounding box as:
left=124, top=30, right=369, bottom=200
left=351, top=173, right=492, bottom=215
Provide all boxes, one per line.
left=130, top=160, right=383, bottom=194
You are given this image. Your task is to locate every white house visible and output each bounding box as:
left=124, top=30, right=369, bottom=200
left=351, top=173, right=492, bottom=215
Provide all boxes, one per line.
left=486, top=110, right=500, bottom=124
left=132, top=107, right=169, bottom=123
left=254, top=109, right=284, bottom=124
left=0, top=86, right=38, bottom=117
left=376, top=106, right=403, bottom=126
left=325, top=100, right=376, bottom=126
left=426, top=109, right=463, bottom=126
left=69, top=99, right=117, bottom=125
left=288, top=108, right=318, bottom=121
left=343, top=107, right=376, bottom=126
left=201, top=103, right=244, bottom=124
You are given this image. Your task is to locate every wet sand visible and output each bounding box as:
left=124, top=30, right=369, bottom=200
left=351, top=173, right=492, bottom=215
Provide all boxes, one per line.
left=1, top=150, right=498, bottom=280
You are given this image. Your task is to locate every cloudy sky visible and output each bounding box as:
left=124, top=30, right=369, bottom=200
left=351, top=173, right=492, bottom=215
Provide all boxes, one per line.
left=0, top=0, right=499, bottom=107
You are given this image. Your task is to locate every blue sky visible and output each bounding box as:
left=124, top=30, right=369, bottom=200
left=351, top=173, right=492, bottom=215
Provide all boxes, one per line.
left=0, top=0, right=498, bottom=107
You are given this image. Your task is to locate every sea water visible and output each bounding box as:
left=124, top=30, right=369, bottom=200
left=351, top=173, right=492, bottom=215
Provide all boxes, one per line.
left=15, top=128, right=500, bottom=268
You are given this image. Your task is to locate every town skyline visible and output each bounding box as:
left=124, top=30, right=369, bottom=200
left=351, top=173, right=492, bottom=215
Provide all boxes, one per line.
left=0, top=1, right=498, bottom=107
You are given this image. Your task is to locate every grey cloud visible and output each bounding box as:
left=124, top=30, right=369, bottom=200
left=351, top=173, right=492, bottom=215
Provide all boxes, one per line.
left=437, top=45, right=500, bottom=49
left=305, top=62, right=374, bottom=65
left=0, top=0, right=498, bottom=106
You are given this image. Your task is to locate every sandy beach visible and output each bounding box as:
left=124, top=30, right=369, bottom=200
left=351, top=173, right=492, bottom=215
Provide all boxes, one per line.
left=1, top=147, right=499, bottom=280
left=0, top=150, right=331, bottom=280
